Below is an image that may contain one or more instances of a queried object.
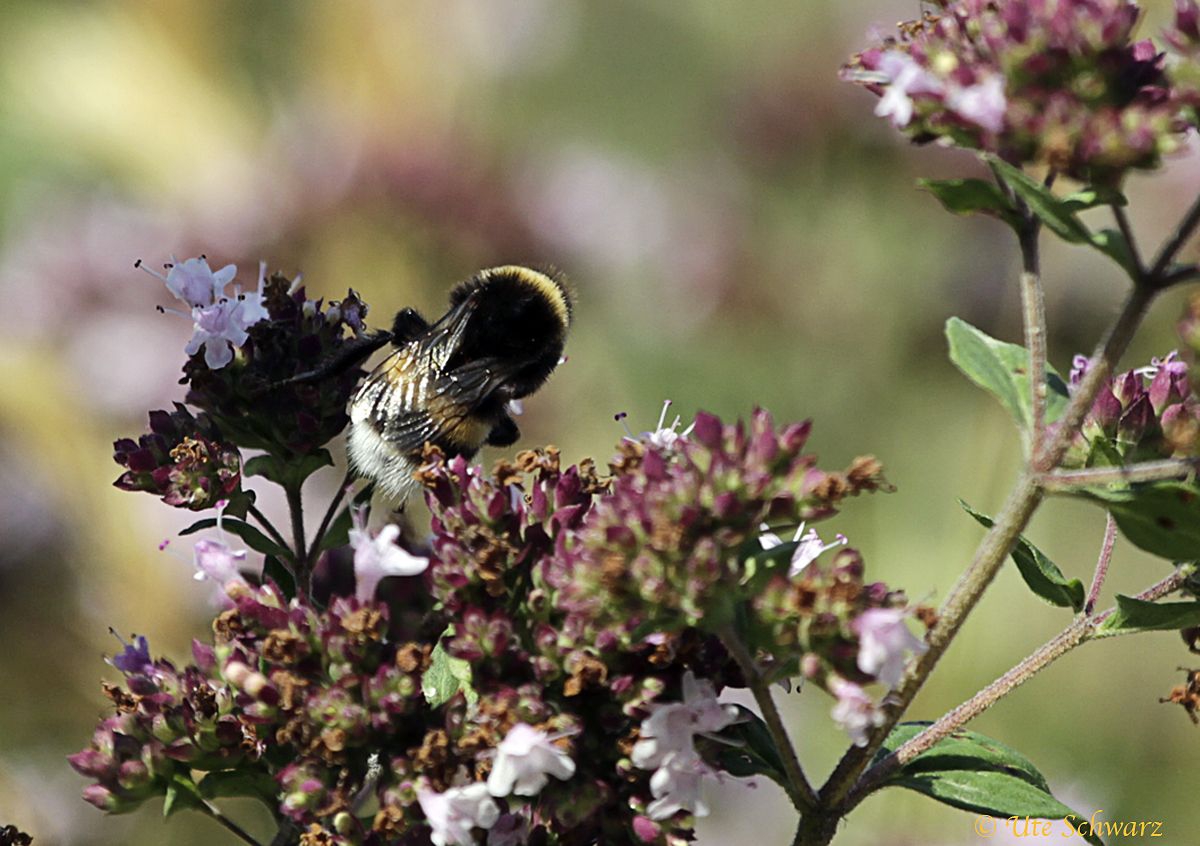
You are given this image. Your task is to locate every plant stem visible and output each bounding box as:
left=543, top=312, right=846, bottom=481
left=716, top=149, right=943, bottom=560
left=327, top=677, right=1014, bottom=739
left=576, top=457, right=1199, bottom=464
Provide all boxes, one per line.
left=1159, top=262, right=1200, bottom=288
left=822, top=245, right=1157, bottom=810
left=1034, top=284, right=1155, bottom=470
left=717, top=625, right=818, bottom=813
left=1090, top=566, right=1191, bottom=626
left=307, top=471, right=353, bottom=571
left=843, top=564, right=1190, bottom=812
left=200, top=799, right=263, bottom=846
left=285, top=483, right=308, bottom=595
left=1149, top=190, right=1200, bottom=282
left=1084, top=514, right=1117, bottom=615
left=1019, top=252, right=1048, bottom=460
left=247, top=504, right=290, bottom=552
left=1040, top=458, right=1199, bottom=490
left=1111, top=203, right=1144, bottom=280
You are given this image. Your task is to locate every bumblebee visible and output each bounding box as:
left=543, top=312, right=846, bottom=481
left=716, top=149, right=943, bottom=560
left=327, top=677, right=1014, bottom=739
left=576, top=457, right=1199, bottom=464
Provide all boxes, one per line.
left=348, top=265, right=571, bottom=501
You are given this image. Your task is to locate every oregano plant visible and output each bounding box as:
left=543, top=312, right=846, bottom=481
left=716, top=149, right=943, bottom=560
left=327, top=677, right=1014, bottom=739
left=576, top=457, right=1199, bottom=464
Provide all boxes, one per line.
left=61, top=1, right=1200, bottom=845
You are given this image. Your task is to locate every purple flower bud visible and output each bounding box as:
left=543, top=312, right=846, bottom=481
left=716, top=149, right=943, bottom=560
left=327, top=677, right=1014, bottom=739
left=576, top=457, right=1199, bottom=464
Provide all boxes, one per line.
left=690, top=411, right=724, bottom=449
left=110, top=635, right=154, bottom=675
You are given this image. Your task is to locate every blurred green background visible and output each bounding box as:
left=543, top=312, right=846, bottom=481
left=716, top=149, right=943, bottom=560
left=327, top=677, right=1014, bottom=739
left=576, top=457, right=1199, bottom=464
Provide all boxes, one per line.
left=0, top=1, right=1197, bottom=844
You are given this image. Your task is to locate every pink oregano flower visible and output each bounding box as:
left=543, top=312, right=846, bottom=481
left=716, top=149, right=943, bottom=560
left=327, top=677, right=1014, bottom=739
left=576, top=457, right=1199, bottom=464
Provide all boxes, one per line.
left=141, top=255, right=269, bottom=369
left=631, top=671, right=739, bottom=820
left=829, top=676, right=885, bottom=747
left=853, top=607, right=929, bottom=689
left=348, top=507, right=429, bottom=601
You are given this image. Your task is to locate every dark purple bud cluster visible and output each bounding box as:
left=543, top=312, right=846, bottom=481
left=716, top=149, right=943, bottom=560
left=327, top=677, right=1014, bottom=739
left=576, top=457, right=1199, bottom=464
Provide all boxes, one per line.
left=68, top=637, right=254, bottom=814
left=843, top=0, right=1200, bottom=180
left=183, top=274, right=371, bottom=457
left=1064, top=351, right=1200, bottom=465
left=112, top=404, right=242, bottom=511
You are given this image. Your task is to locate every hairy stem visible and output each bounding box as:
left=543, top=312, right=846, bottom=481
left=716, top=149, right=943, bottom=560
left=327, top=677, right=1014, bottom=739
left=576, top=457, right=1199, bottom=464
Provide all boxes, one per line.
left=1014, top=177, right=1048, bottom=459
left=1149, top=190, right=1200, bottom=282
left=200, top=799, right=263, bottom=846
left=285, top=483, right=308, bottom=595
left=1040, top=458, right=1199, bottom=490
left=1111, top=203, right=1144, bottom=281
left=718, top=625, right=818, bottom=813
left=307, top=471, right=353, bottom=572
left=1034, top=285, right=1155, bottom=470
left=247, top=504, right=291, bottom=553
left=1084, top=514, right=1117, bottom=615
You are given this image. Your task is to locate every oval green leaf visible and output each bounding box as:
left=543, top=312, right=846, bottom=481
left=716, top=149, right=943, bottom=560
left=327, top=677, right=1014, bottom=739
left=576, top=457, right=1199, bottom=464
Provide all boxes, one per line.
left=873, top=723, right=1103, bottom=846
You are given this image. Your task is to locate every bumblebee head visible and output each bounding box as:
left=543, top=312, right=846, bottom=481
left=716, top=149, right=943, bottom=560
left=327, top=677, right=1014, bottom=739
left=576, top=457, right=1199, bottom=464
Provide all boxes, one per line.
left=446, top=265, right=572, bottom=398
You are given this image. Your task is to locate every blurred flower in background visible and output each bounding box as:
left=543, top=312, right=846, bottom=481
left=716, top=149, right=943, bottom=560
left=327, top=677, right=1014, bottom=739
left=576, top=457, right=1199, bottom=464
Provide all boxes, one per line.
left=1, top=1, right=1198, bottom=845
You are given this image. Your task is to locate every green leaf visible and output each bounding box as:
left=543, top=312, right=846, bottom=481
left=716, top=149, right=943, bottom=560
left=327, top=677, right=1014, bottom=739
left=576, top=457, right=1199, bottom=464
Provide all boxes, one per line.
left=1089, top=229, right=1137, bottom=278
left=987, top=157, right=1092, bottom=244
left=945, top=318, right=1070, bottom=441
left=1095, top=594, right=1200, bottom=637
left=197, top=768, right=279, bottom=811
left=179, top=516, right=294, bottom=562
left=873, top=723, right=1103, bottom=846
left=1060, top=186, right=1127, bottom=212
left=262, top=555, right=297, bottom=600
left=1080, top=482, right=1200, bottom=560
left=705, top=705, right=789, bottom=788
left=918, top=178, right=1020, bottom=227
left=423, top=633, right=477, bottom=708
left=987, top=158, right=1136, bottom=278
left=162, top=772, right=204, bottom=818
left=961, top=502, right=1085, bottom=610
left=244, top=449, right=334, bottom=489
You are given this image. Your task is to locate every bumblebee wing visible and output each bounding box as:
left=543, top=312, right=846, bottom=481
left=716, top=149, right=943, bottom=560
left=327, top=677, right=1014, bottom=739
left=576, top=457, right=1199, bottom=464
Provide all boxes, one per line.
left=351, top=343, right=497, bottom=455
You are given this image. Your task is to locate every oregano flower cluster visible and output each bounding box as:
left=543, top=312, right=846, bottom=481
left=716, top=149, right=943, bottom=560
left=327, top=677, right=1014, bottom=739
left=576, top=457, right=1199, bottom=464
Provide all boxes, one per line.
left=73, top=264, right=932, bottom=844
left=843, top=0, right=1200, bottom=180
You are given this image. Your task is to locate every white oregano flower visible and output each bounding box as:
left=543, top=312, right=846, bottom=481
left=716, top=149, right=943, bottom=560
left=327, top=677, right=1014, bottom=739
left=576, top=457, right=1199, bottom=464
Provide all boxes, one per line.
left=630, top=672, right=739, bottom=820
left=758, top=522, right=848, bottom=577
left=486, top=723, right=576, bottom=797
left=348, top=506, right=429, bottom=601
left=417, top=782, right=499, bottom=846
left=853, top=607, right=929, bottom=689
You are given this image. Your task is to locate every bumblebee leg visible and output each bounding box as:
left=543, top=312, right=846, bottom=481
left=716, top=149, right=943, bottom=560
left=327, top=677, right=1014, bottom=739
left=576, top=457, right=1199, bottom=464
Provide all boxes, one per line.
left=255, top=331, right=393, bottom=394
left=391, top=308, right=430, bottom=345
left=485, top=412, right=520, bottom=447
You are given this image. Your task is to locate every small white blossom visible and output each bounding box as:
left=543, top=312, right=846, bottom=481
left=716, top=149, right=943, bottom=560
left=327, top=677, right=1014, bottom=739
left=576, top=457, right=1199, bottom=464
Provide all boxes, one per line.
left=617, top=399, right=695, bottom=450
left=829, top=677, right=884, bottom=747
left=874, top=53, right=943, bottom=128
left=184, top=299, right=254, bottom=369
left=157, top=256, right=236, bottom=309
left=944, top=73, right=1008, bottom=134
left=631, top=672, right=737, bottom=820
left=192, top=538, right=247, bottom=588
left=853, top=607, right=928, bottom=689
left=646, top=751, right=713, bottom=820
left=631, top=672, right=738, bottom=771
left=349, top=508, right=429, bottom=601
left=486, top=723, right=576, bottom=797
left=142, top=255, right=268, bottom=370
left=417, top=783, right=500, bottom=846
left=758, top=522, right=847, bottom=576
